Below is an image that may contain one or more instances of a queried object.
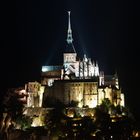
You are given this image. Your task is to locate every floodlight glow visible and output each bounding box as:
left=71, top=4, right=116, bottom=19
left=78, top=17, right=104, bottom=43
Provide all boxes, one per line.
left=42, top=66, right=48, bottom=72
left=31, top=116, right=44, bottom=127
left=120, top=93, right=125, bottom=107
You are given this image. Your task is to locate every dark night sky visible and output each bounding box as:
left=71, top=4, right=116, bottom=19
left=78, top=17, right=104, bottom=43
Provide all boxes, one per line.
left=1, top=0, right=139, bottom=122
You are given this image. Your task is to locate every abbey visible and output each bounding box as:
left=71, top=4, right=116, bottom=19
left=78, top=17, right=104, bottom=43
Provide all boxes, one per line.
left=41, top=11, right=125, bottom=108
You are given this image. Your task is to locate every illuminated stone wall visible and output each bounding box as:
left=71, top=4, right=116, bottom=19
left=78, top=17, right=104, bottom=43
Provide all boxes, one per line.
left=120, top=93, right=125, bottom=107
left=65, top=81, right=98, bottom=107
left=46, top=80, right=99, bottom=107
left=83, top=82, right=98, bottom=108
left=44, top=79, right=125, bottom=108
left=64, top=82, right=84, bottom=107
left=104, top=87, right=113, bottom=103
left=98, top=87, right=125, bottom=107
left=25, top=81, right=45, bottom=107
left=84, top=94, right=97, bottom=108
left=98, top=88, right=105, bottom=105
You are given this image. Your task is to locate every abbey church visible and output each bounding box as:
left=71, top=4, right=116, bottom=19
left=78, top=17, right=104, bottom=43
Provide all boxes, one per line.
left=40, top=11, right=125, bottom=108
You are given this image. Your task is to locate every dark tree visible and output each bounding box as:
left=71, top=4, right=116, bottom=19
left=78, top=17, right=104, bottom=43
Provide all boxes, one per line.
left=69, top=100, right=79, bottom=107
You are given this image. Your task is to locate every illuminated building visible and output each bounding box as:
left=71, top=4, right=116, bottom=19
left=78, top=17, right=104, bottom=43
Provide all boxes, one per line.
left=41, top=11, right=125, bottom=108
left=25, top=81, right=45, bottom=107
left=21, top=81, right=46, bottom=127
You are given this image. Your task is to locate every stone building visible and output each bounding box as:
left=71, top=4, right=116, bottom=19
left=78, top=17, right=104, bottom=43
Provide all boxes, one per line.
left=25, top=81, right=45, bottom=107
left=41, top=11, right=125, bottom=108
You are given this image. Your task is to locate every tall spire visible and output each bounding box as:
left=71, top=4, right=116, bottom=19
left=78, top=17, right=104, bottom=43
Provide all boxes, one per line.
left=67, top=11, right=73, bottom=44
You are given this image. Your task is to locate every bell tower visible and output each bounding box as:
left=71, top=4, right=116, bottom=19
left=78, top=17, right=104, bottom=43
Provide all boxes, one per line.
left=63, top=11, right=77, bottom=63
left=63, top=11, right=78, bottom=79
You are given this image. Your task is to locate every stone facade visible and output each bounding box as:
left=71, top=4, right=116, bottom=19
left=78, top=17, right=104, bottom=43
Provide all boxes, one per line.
left=41, top=12, right=125, bottom=108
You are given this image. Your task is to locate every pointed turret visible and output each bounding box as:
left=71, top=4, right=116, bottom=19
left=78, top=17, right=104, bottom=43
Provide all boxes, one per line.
left=114, top=72, right=119, bottom=89
left=63, top=11, right=77, bottom=77
left=95, top=61, right=99, bottom=76
left=67, top=11, right=73, bottom=44
left=65, top=11, right=76, bottom=53
left=99, top=71, right=104, bottom=86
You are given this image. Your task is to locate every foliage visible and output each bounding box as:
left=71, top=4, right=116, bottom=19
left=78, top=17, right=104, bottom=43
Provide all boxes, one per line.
left=69, top=100, right=79, bottom=107
left=15, top=115, right=32, bottom=130
left=100, top=98, right=112, bottom=113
